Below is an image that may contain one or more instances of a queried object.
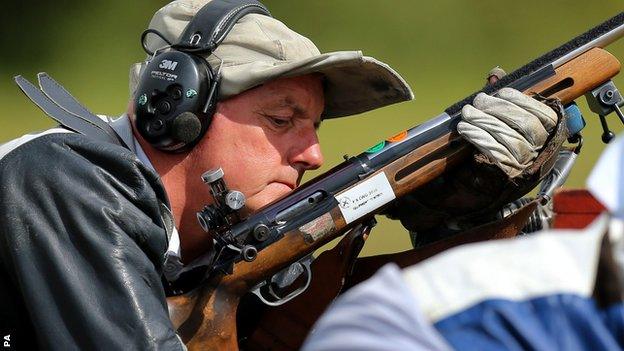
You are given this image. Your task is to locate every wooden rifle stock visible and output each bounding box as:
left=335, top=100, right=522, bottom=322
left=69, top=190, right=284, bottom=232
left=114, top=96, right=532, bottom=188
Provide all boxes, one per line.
left=167, top=48, right=621, bottom=350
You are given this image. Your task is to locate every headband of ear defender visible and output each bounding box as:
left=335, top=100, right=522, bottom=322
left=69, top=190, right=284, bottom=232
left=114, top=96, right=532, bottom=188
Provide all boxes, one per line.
left=134, top=0, right=271, bottom=152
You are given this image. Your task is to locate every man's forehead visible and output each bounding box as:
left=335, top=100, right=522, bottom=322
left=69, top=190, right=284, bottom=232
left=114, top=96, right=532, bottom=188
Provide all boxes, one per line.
left=258, top=78, right=324, bottom=116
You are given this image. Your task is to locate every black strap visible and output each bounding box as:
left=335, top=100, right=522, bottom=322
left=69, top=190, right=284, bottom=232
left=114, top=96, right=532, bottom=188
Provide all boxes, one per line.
left=37, top=73, right=127, bottom=146
left=176, top=0, right=271, bottom=53
left=14, top=74, right=128, bottom=149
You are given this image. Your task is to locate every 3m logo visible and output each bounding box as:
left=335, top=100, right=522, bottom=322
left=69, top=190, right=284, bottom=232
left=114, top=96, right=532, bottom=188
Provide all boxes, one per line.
left=159, top=60, right=178, bottom=71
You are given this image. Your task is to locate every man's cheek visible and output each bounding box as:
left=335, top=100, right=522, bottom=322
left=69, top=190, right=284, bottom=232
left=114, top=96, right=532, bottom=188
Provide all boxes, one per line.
left=243, top=194, right=271, bottom=215
left=227, top=172, right=266, bottom=201
left=244, top=185, right=288, bottom=212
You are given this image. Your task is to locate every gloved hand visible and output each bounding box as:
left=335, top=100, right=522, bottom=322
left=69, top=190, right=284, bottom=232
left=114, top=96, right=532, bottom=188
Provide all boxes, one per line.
left=457, top=87, right=558, bottom=178
left=384, top=77, right=566, bottom=246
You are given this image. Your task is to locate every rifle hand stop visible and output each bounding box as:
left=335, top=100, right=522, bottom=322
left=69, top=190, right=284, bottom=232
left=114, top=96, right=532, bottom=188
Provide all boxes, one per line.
left=585, top=80, right=624, bottom=143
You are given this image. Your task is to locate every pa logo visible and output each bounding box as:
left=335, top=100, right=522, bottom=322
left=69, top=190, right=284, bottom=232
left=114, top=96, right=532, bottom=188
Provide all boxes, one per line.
left=159, top=59, right=178, bottom=71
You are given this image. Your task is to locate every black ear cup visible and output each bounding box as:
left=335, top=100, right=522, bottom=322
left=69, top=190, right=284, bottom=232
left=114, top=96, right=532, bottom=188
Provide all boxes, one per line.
left=134, top=0, right=271, bottom=152
left=134, top=51, right=212, bottom=152
left=172, top=112, right=203, bottom=143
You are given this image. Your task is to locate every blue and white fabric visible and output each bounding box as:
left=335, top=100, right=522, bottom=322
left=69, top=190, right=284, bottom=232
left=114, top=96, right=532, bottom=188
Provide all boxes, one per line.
left=303, top=214, right=624, bottom=350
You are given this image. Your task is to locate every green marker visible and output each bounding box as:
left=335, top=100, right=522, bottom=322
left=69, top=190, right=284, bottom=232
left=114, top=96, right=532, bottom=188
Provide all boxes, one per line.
left=365, top=141, right=385, bottom=154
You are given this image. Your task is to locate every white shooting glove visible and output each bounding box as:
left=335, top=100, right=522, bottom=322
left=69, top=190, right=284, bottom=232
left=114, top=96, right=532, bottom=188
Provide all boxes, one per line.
left=458, top=87, right=559, bottom=178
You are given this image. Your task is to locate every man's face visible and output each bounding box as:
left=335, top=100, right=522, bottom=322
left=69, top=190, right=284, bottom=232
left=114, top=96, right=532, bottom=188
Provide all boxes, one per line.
left=189, top=74, right=325, bottom=215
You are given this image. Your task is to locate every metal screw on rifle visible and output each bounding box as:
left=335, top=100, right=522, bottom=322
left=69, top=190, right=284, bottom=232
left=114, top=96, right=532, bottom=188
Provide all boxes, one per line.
left=225, top=190, right=245, bottom=210
left=253, top=224, right=270, bottom=242
left=605, top=90, right=615, bottom=101
left=600, top=88, right=624, bottom=125
left=242, top=245, right=258, bottom=262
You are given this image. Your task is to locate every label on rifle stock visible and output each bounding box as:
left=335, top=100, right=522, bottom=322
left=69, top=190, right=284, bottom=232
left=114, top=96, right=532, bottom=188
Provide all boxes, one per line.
left=335, top=172, right=396, bottom=224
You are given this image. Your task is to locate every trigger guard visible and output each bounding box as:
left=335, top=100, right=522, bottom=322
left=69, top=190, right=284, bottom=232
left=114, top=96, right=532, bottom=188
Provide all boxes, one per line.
left=251, top=261, right=312, bottom=307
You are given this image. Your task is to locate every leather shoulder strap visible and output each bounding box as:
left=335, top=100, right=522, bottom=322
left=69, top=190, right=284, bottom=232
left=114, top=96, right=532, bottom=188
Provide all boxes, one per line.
left=14, top=74, right=129, bottom=149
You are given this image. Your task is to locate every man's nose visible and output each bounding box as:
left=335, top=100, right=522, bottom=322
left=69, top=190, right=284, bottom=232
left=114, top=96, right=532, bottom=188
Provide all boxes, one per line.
left=289, top=128, right=324, bottom=171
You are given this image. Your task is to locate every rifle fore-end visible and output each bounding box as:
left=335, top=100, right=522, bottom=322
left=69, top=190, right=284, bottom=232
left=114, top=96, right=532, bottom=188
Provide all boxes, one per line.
left=528, top=48, right=620, bottom=103
left=167, top=47, right=621, bottom=350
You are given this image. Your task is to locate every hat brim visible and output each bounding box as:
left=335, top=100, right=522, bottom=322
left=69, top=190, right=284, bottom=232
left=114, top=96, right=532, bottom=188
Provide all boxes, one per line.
left=218, top=50, right=414, bottom=119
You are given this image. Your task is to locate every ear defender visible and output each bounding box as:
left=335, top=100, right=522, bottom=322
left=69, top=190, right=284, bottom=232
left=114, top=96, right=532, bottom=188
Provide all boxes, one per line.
left=134, top=0, right=271, bottom=152
left=135, top=51, right=213, bottom=151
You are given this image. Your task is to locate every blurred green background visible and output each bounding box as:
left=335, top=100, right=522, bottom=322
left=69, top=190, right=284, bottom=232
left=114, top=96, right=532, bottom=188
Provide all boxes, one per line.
left=1, top=1, right=623, bottom=256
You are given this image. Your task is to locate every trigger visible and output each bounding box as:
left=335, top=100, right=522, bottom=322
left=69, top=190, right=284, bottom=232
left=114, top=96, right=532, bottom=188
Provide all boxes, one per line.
left=251, top=260, right=312, bottom=307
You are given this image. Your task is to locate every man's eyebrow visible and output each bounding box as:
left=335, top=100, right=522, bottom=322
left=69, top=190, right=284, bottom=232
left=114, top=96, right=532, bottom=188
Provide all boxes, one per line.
left=273, top=96, right=306, bottom=115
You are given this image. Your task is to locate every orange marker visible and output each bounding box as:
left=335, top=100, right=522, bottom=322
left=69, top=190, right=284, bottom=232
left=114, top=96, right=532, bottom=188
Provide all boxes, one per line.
left=387, top=130, right=407, bottom=143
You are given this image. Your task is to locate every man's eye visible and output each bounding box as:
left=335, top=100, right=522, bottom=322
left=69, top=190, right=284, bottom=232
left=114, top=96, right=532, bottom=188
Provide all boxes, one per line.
left=268, top=116, right=291, bottom=128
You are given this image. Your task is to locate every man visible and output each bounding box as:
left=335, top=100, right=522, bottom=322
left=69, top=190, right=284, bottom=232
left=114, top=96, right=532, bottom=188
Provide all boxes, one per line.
left=0, top=0, right=560, bottom=349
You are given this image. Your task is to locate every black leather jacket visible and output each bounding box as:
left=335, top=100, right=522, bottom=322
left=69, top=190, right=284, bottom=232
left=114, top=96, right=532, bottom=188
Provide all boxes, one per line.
left=0, top=131, right=184, bottom=350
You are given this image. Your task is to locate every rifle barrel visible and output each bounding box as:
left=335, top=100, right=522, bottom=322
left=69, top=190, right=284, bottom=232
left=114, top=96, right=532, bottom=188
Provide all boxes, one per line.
left=552, top=13, right=624, bottom=68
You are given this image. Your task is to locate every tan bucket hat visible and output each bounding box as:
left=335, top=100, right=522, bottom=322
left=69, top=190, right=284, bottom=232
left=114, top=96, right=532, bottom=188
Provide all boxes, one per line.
left=129, top=0, right=413, bottom=118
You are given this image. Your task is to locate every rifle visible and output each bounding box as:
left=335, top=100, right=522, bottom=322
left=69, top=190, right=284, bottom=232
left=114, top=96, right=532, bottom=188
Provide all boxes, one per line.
left=168, top=12, right=624, bottom=350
